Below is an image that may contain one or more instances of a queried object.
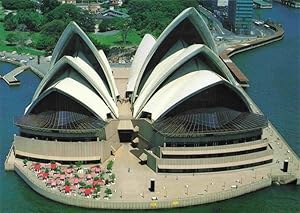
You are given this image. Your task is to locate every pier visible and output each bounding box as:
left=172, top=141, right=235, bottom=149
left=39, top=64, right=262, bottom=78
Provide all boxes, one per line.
left=254, top=0, right=273, bottom=9
left=220, top=23, right=284, bottom=87
left=1, top=65, right=44, bottom=86
left=274, top=0, right=300, bottom=8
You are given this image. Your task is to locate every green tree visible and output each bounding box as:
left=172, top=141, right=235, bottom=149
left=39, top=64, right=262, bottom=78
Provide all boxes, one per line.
left=4, top=11, right=45, bottom=31
left=22, top=159, right=28, bottom=166
left=40, top=0, right=61, bottom=14
left=17, top=11, right=45, bottom=31
left=4, top=13, right=18, bottom=31
left=6, top=32, right=27, bottom=46
left=110, top=173, right=116, bottom=182
left=98, top=19, right=118, bottom=32
left=75, top=161, right=83, bottom=168
left=106, top=160, right=113, bottom=171
left=46, top=4, right=95, bottom=32
left=2, top=0, right=37, bottom=10
left=128, top=0, right=198, bottom=37
left=65, top=180, right=70, bottom=186
left=115, top=17, right=131, bottom=44
left=105, top=188, right=112, bottom=195
left=34, top=34, right=56, bottom=52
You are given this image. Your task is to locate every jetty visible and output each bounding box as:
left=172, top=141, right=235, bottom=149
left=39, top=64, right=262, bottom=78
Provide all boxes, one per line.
left=254, top=0, right=273, bottom=9
left=220, top=23, right=284, bottom=87
left=1, top=65, right=44, bottom=86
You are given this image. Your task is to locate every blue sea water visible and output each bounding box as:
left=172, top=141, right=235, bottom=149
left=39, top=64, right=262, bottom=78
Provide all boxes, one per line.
left=0, top=3, right=299, bottom=213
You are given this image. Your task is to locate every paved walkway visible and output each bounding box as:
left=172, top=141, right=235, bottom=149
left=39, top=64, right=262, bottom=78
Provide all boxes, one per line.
left=108, top=143, right=272, bottom=201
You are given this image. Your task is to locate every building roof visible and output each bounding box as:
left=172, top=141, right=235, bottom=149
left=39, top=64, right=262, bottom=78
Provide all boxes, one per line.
left=127, top=34, right=156, bottom=94
left=31, top=56, right=118, bottom=118
left=133, top=44, right=238, bottom=117
left=131, top=7, right=217, bottom=102
left=50, top=21, right=119, bottom=101
left=153, top=108, right=267, bottom=137
left=138, top=71, right=224, bottom=120
left=28, top=77, right=112, bottom=121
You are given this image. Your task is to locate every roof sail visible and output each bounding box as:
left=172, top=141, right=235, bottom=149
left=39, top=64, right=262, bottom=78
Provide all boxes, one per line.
left=32, top=56, right=118, bottom=118
left=50, top=21, right=118, bottom=101
left=133, top=44, right=239, bottom=117
left=137, top=71, right=251, bottom=121
left=131, top=7, right=217, bottom=102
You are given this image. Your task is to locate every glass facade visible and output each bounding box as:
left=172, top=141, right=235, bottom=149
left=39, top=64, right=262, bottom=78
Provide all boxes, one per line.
left=229, top=0, right=253, bottom=34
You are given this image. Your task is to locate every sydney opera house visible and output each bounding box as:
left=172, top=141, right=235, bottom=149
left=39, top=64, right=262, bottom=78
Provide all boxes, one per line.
left=12, top=7, right=273, bottom=174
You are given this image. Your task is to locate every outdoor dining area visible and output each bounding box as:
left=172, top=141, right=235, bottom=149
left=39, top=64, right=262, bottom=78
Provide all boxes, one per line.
left=23, top=159, right=116, bottom=199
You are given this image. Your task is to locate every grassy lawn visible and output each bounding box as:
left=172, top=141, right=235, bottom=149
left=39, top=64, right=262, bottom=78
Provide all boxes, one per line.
left=90, top=30, right=142, bottom=47
left=0, top=2, right=45, bottom=56
left=0, top=22, right=45, bottom=56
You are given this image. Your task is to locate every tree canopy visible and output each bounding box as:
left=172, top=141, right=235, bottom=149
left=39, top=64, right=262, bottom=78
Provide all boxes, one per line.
left=128, top=0, right=199, bottom=37
left=2, top=0, right=37, bottom=10
left=46, top=4, right=96, bottom=32
left=40, top=0, right=61, bottom=14
left=4, top=11, right=45, bottom=31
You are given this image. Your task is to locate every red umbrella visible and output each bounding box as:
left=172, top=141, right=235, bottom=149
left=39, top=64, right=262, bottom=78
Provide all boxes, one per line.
left=42, top=172, right=49, bottom=179
left=98, top=179, right=105, bottom=185
left=34, top=164, right=41, bottom=171
left=93, top=180, right=99, bottom=187
left=95, top=167, right=101, bottom=173
left=51, top=181, right=57, bottom=187
left=84, top=188, right=91, bottom=196
left=50, top=163, right=57, bottom=170
left=65, top=185, right=71, bottom=193
left=74, top=178, right=79, bottom=184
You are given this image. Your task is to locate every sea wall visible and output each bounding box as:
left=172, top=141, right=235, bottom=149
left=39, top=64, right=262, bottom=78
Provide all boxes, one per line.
left=15, top=162, right=272, bottom=209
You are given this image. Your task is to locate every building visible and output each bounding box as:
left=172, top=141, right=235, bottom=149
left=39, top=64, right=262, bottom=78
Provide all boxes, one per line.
left=127, top=8, right=271, bottom=173
left=110, top=0, right=123, bottom=7
left=57, top=0, right=76, bottom=4
left=76, top=2, right=102, bottom=13
left=6, top=7, right=295, bottom=210
left=98, top=8, right=129, bottom=19
left=14, top=22, right=121, bottom=163
left=228, top=0, right=253, bottom=34
left=13, top=7, right=271, bottom=174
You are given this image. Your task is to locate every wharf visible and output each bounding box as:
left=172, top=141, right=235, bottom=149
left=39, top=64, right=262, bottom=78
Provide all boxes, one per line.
left=254, top=0, right=273, bottom=9
left=1, top=65, right=44, bottom=86
left=220, top=23, right=284, bottom=87
left=2, top=66, right=30, bottom=85
left=275, top=0, right=300, bottom=8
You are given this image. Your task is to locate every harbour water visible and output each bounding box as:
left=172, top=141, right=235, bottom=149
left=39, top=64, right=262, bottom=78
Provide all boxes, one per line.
left=0, top=3, right=299, bottom=213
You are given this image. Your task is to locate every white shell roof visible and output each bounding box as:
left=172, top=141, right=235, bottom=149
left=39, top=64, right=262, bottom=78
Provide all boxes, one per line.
left=127, top=34, right=156, bottom=93
left=131, top=7, right=217, bottom=101
left=31, top=56, right=118, bottom=118
left=138, top=71, right=225, bottom=121
left=133, top=44, right=239, bottom=118
left=50, top=21, right=119, bottom=101
left=28, top=78, right=111, bottom=121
